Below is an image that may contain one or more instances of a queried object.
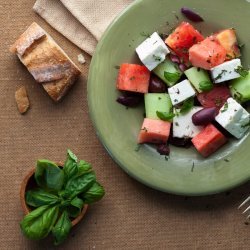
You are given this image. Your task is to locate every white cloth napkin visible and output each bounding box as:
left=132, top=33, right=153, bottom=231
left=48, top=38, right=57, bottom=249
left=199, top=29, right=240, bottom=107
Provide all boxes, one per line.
left=33, top=0, right=133, bottom=55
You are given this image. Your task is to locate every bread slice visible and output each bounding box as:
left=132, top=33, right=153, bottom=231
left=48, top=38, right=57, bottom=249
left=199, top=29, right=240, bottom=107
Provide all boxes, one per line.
left=10, top=22, right=81, bottom=102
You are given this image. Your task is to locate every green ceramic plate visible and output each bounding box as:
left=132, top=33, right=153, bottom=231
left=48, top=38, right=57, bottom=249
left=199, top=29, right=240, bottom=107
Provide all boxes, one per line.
left=88, top=0, right=250, bottom=195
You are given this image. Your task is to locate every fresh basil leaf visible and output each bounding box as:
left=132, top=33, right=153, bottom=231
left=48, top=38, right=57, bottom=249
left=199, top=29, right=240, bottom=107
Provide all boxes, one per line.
left=52, top=210, right=71, bottom=246
left=65, top=172, right=96, bottom=199
left=77, top=160, right=92, bottom=175
left=67, top=149, right=78, bottom=162
left=82, top=182, right=105, bottom=204
left=180, top=98, right=194, bottom=114
left=221, top=102, right=229, bottom=113
left=67, top=197, right=84, bottom=218
left=35, top=160, right=64, bottom=192
left=64, top=163, right=78, bottom=184
left=235, top=66, right=249, bottom=78
left=164, top=71, right=181, bottom=83
left=156, top=111, right=175, bottom=121
left=199, top=81, right=213, bottom=92
left=58, top=189, right=71, bottom=200
left=25, top=189, right=60, bottom=207
left=63, top=150, right=78, bottom=183
left=20, top=205, right=59, bottom=240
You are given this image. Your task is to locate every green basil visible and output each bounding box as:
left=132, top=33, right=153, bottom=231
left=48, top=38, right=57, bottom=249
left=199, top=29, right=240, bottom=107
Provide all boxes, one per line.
left=77, top=160, right=92, bottom=175
left=67, top=197, right=84, bottom=218
left=58, top=189, right=71, bottom=200
left=199, top=81, right=213, bottom=92
left=63, top=150, right=78, bottom=182
left=82, top=182, right=105, bottom=204
left=235, top=66, right=249, bottom=78
left=156, top=111, right=175, bottom=121
left=20, top=205, right=59, bottom=240
left=164, top=71, right=181, bottom=83
left=180, top=98, right=194, bottom=114
left=21, top=150, right=105, bottom=245
left=35, top=160, right=64, bottom=191
left=221, top=102, right=229, bottom=113
left=65, top=172, right=96, bottom=199
left=25, top=189, right=60, bottom=207
left=52, top=210, right=71, bottom=246
left=67, top=149, right=78, bottom=162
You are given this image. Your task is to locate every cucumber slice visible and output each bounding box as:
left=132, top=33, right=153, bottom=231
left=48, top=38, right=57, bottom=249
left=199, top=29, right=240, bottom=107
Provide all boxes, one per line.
left=184, top=67, right=212, bottom=93
left=153, top=58, right=182, bottom=87
left=229, top=71, right=250, bottom=103
left=145, top=93, right=172, bottom=120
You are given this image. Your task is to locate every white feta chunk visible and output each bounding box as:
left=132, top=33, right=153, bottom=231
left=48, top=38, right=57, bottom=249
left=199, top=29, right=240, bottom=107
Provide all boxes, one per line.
left=136, top=32, right=170, bottom=71
left=211, top=59, right=242, bottom=83
left=215, top=97, right=250, bottom=139
left=168, top=80, right=196, bottom=105
left=173, top=107, right=204, bottom=138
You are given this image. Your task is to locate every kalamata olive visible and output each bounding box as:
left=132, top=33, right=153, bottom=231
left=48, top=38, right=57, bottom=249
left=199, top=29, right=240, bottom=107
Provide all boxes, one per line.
left=169, top=54, right=180, bottom=64
left=116, top=94, right=143, bottom=107
left=149, top=75, right=166, bottom=93
left=178, top=63, right=188, bottom=72
left=181, top=7, right=204, bottom=22
left=156, top=144, right=170, bottom=155
left=192, top=107, right=217, bottom=126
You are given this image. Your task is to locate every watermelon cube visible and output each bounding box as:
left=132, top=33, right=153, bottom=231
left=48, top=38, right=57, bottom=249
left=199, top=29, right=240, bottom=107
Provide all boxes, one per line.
left=165, top=22, right=204, bottom=63
left=191, top=124, right=227, bottom=157
left=138, top=118, right=171, bottom=144
left=117, top=64, right=150, bottom=93
left=189, top=38, right=227, bottom=70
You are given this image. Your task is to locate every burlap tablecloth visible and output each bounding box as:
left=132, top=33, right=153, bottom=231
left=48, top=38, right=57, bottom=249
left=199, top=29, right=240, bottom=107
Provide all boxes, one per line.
left=1, top=0, right=250, bottom=249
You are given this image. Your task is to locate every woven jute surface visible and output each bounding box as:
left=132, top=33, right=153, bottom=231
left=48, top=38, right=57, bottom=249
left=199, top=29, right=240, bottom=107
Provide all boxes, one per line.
left=1, top=0, right=250, bottom=249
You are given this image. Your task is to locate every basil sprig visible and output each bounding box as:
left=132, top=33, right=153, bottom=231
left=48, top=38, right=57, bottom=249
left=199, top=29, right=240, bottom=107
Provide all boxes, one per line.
left=164, top=71, right=181, bottom=83
left=199, top=81, right=213, bottom=92
left=20, top=149, right=105, bottom=245
left=156, top=111, right=175, bottom=121
left=52, top=211, right=72, bottom=246
left=235, top=66, right=249, bottom=78
left=180, top=98, right=194, bottom=114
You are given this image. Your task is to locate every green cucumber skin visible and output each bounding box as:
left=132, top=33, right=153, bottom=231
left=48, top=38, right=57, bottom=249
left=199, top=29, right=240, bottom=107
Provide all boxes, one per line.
left=184, top=67, right=211, bottom=93
left=230, top=71, right=250, bottom=103
left=153, top=59, right=182, bottom=87
left=144, top=93, right=172, bottom=120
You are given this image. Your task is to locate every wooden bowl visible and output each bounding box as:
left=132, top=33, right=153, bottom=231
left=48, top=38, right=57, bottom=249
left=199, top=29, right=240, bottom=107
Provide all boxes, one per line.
left=20, top=165, right=88, bottom=226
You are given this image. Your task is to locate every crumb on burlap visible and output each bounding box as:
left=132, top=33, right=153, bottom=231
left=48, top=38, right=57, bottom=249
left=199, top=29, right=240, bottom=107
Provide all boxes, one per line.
left=77, top=53, right=86, bottom=64
left=15, top=86, right=30, bottom=114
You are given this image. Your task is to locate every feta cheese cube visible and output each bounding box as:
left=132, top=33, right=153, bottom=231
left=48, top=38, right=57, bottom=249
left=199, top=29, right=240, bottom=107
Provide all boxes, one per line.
left=136, top=32, right=170, bottom=71
left=215, top=97, right=250, bottom=139
left=168, top=80, right=196, bottom=105
left=211, top=59, right=242, bottom=83
left=173, top=107, right=204, bottom=138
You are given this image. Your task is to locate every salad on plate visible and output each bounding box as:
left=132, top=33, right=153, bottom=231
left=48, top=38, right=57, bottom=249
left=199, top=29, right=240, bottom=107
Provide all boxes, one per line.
left=115, top=13, right=250, bottom=158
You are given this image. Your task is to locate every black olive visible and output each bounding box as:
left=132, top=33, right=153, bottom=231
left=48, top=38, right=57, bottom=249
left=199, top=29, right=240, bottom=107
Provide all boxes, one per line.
left=149, top=75, right=167, bottom=93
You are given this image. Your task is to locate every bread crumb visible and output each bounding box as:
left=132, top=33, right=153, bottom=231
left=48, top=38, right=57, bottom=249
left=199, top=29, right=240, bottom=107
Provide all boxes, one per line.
left=15, top=86, right=30, bottom=114
left=78, top=54, right=86, bottom=64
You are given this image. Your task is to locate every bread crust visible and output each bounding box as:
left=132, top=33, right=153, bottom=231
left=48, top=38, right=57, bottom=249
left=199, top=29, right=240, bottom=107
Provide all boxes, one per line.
left=10, top=22, right=81, bottom=101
